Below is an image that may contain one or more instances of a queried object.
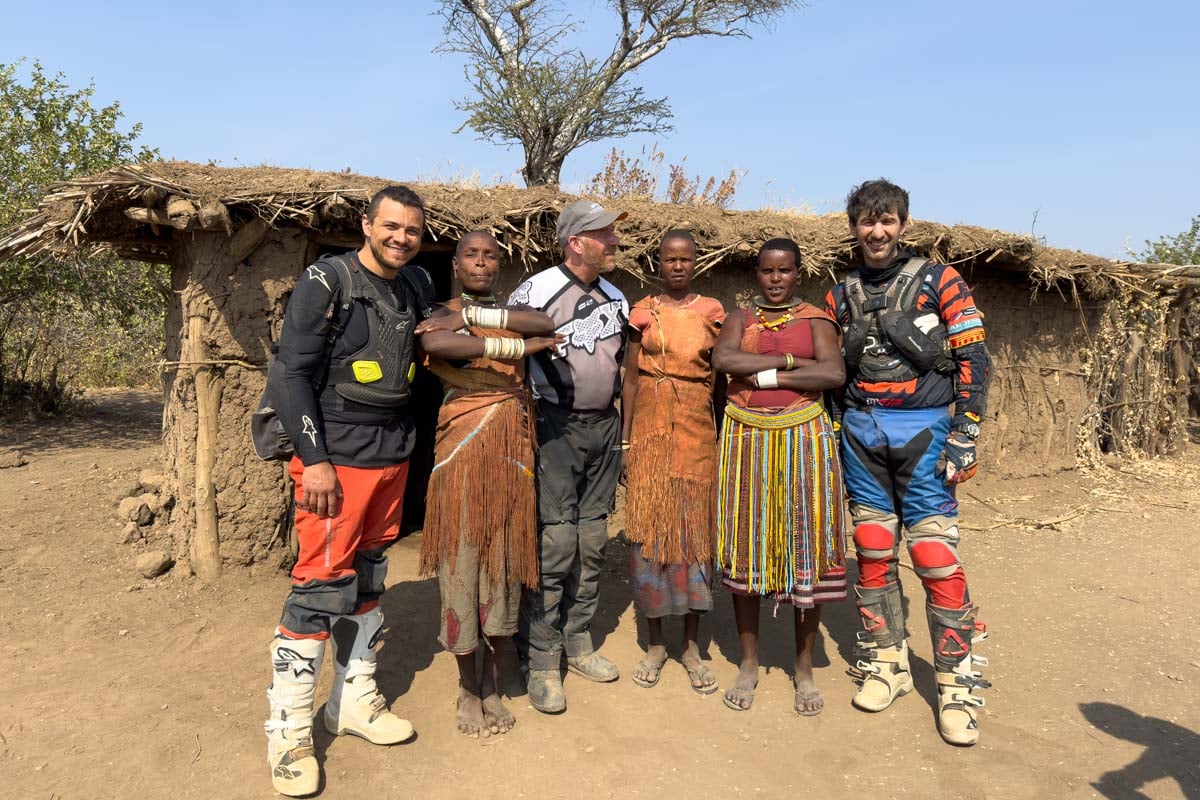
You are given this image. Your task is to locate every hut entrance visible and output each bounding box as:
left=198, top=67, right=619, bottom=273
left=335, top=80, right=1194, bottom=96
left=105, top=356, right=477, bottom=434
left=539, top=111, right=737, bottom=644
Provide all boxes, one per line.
left=402, top=245, right=453, bottom=533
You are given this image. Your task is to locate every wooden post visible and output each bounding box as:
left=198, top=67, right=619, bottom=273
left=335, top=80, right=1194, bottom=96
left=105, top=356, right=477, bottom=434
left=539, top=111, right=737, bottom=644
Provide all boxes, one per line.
left=188, top=311, right=223, bottom=581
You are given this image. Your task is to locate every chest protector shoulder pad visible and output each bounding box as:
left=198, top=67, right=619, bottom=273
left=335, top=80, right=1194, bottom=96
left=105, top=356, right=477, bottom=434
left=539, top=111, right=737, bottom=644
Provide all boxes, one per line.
left=323, top=255, right=418, bottom=408
left=841, top=257, right=955, bottom=382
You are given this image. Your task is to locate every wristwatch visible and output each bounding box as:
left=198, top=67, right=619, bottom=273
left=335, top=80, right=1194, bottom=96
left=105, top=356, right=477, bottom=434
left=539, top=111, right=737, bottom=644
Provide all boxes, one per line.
left=952, top=422, right=980, bottom=440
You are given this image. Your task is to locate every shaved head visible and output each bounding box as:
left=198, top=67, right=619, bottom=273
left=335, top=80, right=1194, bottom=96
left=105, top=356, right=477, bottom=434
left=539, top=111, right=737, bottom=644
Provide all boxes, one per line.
left=455, top=230, right=499, bottom=258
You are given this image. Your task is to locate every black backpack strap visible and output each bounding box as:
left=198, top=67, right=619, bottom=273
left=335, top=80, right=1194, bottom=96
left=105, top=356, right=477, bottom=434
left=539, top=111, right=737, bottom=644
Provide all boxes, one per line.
left=843, top=270, right=869, bottom=317
left=398, top=264, right=435, bottom=319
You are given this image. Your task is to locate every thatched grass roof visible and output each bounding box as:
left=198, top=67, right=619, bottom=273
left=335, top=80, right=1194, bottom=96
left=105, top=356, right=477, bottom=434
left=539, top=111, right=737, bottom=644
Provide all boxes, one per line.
left=0, top=161, right=1187, bottom=296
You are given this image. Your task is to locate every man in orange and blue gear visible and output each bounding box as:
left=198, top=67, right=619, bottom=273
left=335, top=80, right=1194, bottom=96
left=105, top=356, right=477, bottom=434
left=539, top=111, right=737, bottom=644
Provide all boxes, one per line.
left=825, top=178, right=992, bottom=746
left=263, top=186, right=432, bottom=796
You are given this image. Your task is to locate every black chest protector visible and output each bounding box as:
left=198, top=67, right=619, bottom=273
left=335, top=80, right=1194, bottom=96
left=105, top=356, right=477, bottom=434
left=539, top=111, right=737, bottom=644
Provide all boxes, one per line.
left=321, top=255, right=424, bottom=409
left=841, top=257, right=956, bottom=382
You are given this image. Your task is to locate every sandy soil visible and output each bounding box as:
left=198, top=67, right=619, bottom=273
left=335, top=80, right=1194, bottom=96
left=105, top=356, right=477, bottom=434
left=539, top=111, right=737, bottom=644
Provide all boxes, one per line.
left=1, top=390, right=1197, bottom=800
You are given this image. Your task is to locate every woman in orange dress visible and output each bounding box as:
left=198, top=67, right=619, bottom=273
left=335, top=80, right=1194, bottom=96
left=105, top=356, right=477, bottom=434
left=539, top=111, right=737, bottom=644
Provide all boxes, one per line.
left=621, top=230, right=726, bottom=693
left=711, top=237, right=848, bottom=716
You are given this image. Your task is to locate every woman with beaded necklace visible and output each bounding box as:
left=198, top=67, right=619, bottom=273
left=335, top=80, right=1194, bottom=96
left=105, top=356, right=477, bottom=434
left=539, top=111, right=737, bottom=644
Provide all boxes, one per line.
left=711, top=237, right=848, bottom=716
left=416, top=230, right=562, bottom=739
left=621, top=229, right=727, bottom=694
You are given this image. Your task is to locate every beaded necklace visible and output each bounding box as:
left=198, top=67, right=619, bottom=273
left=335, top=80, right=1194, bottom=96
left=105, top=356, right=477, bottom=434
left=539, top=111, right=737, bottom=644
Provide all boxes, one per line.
left=754, top=296, right=796, bottom=331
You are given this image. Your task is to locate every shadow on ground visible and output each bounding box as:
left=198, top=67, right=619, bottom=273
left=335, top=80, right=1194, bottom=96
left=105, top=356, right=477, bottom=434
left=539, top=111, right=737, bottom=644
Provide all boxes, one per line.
left=377, top=576, right=442, bottom=700
left=1081, top=701, right=1200, bottom=799
left=0, top=389, right=162, bottom=453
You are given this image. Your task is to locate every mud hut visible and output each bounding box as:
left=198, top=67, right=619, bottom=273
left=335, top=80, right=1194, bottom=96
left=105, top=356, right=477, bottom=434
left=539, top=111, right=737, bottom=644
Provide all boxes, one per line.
left=0, top=161, right=1192, bottom=580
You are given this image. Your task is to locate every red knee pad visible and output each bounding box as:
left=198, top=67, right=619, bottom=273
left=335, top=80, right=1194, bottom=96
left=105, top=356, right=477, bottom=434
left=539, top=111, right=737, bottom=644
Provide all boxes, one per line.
left=853, top=523, right=896, bottom=551
left=910, top=540, right=957, bottom=571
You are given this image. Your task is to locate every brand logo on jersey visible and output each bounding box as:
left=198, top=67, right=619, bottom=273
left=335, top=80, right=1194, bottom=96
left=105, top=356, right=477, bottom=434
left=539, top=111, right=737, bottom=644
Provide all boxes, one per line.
left=508, top=281, right=532, bottom=307
left=864, top=396, right=905, bottom=407
left=555, top=297, right=625, bottom=355
left=307, top=264, right=330, bottom=291
left=300, top=415, right=319, bottom=446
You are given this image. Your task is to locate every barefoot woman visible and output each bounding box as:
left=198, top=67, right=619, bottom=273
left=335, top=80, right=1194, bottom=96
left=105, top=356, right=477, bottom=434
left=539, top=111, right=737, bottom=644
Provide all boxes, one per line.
left=711, top=238, right=848, bottom=716
left=417, top=230, right=562, bottom=737
left=621, top=230, right=726, bottom=694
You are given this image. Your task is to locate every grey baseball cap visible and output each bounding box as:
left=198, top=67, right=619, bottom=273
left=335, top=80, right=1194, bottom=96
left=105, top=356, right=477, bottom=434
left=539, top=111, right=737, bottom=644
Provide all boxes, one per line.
left=556, top=199, right=628, bottom=248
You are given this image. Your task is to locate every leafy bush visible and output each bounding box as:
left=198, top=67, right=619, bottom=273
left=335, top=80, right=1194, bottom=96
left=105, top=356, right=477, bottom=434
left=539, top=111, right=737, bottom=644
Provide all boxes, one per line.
left=0, top=60, right=161, bottom=417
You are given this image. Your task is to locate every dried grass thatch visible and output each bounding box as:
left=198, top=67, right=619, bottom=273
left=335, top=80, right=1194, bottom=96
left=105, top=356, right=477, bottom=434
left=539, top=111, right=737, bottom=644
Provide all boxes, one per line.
left=2, top=160, right=1187, bottom=298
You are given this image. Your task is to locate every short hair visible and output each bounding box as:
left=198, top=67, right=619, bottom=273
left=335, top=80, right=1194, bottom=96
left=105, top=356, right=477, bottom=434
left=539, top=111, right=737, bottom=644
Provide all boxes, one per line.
left=759, top=237, right=801, bottom=266
left=659, top=229, right=696, bottom=250
left=366, top=185, right=425, bottom=222
left=846, top=179, right=910, bottom=224
left=455, top=229, right=499, bottom=258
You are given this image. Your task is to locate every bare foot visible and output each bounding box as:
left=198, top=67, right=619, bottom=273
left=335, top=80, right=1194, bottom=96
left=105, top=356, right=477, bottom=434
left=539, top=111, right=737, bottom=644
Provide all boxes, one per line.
left=723, top=661, right=758, bottom=711
left=793, top=672, right=823, bottom=716
left=633, top=645, right=669, bottom=688
left=681, top=645, right=718, bottom=694
left=481, top=692, right=515, bottom=736
left=456, top=686, right=487, bottom=738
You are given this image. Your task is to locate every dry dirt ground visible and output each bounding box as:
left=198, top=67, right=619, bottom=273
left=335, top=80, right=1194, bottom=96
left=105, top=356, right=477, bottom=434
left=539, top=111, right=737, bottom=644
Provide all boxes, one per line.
left=2, top=390, right=1198, bottom=800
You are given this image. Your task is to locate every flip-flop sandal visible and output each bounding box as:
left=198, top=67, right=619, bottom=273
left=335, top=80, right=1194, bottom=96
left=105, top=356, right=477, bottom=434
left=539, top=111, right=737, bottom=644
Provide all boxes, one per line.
left=684, top=661, right=720, bottom=695
left=794, top=687, right=823, bottom=717
left=631, top=658, right=665, bottom=688
left=722, top=681, right=757, bottom=711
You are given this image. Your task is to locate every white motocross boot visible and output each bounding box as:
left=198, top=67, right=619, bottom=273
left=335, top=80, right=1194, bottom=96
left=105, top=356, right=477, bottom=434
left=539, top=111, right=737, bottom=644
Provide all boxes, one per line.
left=265, top=631, right=325, bottom=797
left=929, top=603, right=991, bottom=746
left=323, top=608, right=414, bottom=744
left=849, top=583, right=912, bottom=711
left=850, top=637, right=914, bottom=711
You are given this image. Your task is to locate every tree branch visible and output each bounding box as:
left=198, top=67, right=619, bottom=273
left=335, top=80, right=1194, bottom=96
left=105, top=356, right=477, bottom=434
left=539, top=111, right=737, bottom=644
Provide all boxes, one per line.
left=437, top=0, right=800, bottom=186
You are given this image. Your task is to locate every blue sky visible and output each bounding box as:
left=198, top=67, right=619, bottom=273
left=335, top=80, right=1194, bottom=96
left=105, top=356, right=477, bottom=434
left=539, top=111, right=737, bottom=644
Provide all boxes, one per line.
left=3, top=0, right=1196, bottom=259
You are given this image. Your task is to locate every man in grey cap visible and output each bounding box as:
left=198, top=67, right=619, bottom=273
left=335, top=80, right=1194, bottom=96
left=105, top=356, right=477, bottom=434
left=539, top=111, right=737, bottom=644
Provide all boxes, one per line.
left=510, top=199, right=630, bottom=713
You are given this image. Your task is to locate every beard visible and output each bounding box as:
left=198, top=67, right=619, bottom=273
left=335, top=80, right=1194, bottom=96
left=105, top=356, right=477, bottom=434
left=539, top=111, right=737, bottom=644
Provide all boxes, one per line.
left=586, top=250, right=616, bottom=274
left=369, top=237, right=407, bottom=272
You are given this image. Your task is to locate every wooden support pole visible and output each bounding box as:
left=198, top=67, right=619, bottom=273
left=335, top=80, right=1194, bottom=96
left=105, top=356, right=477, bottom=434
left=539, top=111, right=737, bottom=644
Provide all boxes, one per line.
left=228, top=218, right=269, bottom=264
left=187, top=312, right=223, bottom=581
left=126, top=204, right=229, bottom=233
left=198, top=199, right=233, bottom=236
left=125, top=206, right=177, bottom=228
left=167, top=196, right=198, bottom=230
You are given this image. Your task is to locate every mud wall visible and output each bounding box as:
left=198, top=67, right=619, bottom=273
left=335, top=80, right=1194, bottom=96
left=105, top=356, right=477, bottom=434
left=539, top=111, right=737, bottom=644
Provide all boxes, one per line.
left=605, top=262, right=1098, bottom=477
left=161, top=228, right=307, bottom=572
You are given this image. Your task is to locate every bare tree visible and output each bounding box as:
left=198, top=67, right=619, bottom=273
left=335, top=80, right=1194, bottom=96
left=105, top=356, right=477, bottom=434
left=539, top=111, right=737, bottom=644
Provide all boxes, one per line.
left=437, top=0, right=800, bottom=187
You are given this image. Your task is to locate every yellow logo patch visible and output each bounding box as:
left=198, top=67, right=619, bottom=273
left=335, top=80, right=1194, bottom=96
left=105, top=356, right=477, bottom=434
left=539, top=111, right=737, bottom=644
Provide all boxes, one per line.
left=352, top=361, right=383, bottom=383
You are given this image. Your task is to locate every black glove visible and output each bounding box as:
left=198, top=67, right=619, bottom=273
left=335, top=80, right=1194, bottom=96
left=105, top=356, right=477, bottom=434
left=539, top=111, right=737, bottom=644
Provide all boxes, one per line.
left=938, top=432, right=978, bottom=484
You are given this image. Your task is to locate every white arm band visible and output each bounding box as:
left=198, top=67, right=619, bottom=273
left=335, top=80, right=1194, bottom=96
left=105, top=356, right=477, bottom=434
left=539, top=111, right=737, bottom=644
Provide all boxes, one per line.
left=755, top=369, right=779, bottom=389
left=464, top=305, right=507, bottom=330
left=482, top=337, right=526, bottom=360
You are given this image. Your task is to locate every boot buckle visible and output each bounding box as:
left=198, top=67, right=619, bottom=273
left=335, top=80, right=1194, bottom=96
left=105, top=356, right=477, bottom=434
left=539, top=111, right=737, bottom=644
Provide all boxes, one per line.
left=963, top=675, right=992, bottom=691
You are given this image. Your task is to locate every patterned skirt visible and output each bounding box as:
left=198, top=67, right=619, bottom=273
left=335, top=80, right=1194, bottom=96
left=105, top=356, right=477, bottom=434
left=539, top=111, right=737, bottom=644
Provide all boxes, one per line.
left=716, top=402, right=848, bottom=608
left=629, top=543, right=714, bottom=618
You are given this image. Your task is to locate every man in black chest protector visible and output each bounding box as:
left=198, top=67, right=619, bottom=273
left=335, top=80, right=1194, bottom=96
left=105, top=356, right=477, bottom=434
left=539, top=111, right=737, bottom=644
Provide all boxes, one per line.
left=263, top=186, right=432, bottom=796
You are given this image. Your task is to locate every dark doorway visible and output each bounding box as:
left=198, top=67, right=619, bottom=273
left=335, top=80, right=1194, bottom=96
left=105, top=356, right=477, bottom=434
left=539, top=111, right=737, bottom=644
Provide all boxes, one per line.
left=401, top=244, right=454, bottom=534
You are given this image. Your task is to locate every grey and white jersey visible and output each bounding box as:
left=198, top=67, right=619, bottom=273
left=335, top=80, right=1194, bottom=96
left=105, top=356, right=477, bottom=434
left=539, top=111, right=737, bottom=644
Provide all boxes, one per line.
left=509, top=264, right=629, bottom=411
